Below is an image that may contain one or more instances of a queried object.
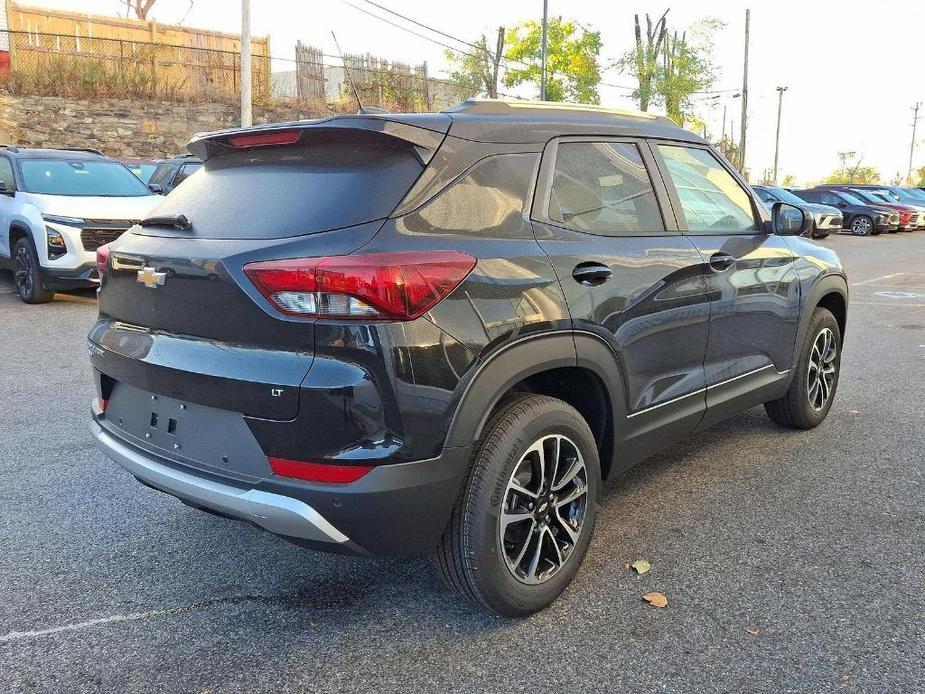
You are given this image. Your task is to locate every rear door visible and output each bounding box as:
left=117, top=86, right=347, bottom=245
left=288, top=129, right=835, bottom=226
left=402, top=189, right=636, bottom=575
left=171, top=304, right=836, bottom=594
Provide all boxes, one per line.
left=652, top=142, right=800, bottom=422
left=531, top=137, right=711, bottom=441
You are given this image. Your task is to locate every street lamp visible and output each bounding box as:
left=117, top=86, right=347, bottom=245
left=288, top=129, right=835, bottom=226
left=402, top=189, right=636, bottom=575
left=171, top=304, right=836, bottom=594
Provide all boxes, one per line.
left=773, top=86, right=788, bottom=184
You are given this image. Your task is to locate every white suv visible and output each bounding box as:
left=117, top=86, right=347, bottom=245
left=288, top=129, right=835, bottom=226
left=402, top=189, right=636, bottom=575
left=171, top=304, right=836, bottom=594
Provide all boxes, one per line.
left=0, top=146, right=161, bottom=303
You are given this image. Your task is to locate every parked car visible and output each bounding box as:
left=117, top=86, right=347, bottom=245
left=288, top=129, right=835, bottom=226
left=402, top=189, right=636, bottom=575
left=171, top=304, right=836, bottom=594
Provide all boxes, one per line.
left=839, top=185, right=925, bottom=230
left=88, top=100, right=849, bottom=616
left=816, top=185, right=919, bottom=232
left=752, top=185, right=841, bottom=238
left=791, top=188, right=898, bottom=235
left=117, top=157, right=158, bottom=184
left=147, top=153, right=202, bottom=194
left=0, top=146, right=160, bottom=303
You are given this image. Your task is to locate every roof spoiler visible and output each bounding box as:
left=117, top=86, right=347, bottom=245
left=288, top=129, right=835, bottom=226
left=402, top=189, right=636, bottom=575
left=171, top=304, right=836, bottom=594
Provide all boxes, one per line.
left=187, top=114, right=450, bottom=165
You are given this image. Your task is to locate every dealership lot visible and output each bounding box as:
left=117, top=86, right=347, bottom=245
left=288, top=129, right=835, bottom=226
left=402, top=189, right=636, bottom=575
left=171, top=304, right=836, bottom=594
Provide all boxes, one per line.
left=1, top=233, right=923, bottom=693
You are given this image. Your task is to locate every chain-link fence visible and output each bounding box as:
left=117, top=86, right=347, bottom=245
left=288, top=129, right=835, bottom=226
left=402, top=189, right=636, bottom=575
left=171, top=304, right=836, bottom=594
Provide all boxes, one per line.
left=0, top=30, right=471, bottom=110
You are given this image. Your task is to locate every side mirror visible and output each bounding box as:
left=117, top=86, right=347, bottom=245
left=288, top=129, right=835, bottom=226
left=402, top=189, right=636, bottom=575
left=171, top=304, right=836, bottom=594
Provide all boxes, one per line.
left=771, top=201, right=812, bottom=236
left=0, top=180, right=14, bottom=197
left=148, top=183, right=164, bottom=195
left=835, top=201, right=847, bottom=208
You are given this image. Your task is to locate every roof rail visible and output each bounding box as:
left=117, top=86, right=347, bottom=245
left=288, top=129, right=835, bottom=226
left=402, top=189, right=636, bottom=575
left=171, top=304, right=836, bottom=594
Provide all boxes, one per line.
left=61, top=147, right=105, bottom=156
left=0, top=144, right=20, bottom=153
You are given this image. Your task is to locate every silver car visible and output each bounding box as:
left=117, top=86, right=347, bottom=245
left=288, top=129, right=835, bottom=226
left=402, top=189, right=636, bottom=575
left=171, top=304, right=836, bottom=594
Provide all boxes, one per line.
left=753, top=185, right=843, bottom=238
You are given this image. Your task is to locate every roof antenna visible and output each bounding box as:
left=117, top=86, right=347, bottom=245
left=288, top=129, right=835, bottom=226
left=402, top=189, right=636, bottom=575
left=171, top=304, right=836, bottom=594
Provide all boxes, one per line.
left=331, top=31, right=388, bottom=115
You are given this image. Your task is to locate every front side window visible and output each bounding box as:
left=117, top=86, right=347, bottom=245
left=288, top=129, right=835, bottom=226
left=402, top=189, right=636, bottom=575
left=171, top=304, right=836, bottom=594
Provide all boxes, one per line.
left=18, top=159, right=153, bottom=197
left=658, top=145, right=757, bottom=233
left=548, top=141, right=664, bottom=235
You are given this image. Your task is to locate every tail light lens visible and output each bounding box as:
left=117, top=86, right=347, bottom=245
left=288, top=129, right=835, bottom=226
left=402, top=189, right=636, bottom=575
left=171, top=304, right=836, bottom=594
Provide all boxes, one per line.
left=244, top=251, right=476, bottom=320
left=268, top=457, right=373, bottom=484
left=96, top=244, right=111, bottom=275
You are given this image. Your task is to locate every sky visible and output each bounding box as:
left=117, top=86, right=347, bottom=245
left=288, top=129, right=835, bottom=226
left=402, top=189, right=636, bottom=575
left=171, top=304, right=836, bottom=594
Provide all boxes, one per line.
left=31, top=0, right=925, bottom=184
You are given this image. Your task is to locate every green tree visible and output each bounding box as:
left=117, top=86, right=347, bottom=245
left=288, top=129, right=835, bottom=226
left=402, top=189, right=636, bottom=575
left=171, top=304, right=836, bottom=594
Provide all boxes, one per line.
left=444, top=28, right=506, bottom=99
left=911, top=165, right=925, bottom=186
left=503, top=18, right=602, bottom=103
left=823, top=151, right=880, bottom=184
left=781, top=174, right=797, bottom=187
left=656, top=20, right=722, bottom=126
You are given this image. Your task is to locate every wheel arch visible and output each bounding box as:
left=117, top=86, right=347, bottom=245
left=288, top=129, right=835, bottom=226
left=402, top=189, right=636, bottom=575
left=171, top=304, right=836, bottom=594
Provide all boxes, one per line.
left=444, top=332, right=625, bottom=480
left=797, top=273, right=849, bottom=352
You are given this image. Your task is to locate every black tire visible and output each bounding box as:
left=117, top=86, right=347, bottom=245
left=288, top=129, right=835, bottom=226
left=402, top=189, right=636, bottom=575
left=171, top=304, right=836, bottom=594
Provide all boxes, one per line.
left=850, top=216, right=873, bottom=236
left=435, top=394, right=601, bottom=617
left=13, top=237, right=55, bottom=304
left=765, top=307, right=841, bottom=429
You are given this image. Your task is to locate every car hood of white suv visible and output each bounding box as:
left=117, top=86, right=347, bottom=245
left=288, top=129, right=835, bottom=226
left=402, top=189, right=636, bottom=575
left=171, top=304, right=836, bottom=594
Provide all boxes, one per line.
left=21, top=192, right=161, bottom=222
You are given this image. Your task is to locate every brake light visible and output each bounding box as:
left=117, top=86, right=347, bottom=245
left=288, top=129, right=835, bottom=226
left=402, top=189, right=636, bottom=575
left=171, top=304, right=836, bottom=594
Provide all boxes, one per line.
left=244, top=251, right=476, bottom=320
left=226, top=130, right=301, bottom=148
left=96, top=244, right=111, bottom=275
left=268, top=457, right=373, bottom=484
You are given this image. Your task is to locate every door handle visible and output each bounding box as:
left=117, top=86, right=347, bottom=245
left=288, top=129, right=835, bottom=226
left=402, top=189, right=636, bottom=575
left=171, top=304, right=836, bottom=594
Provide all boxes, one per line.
left=708, top=252, right=736, bottom=272
left=572, top=262, right=613, bottom=286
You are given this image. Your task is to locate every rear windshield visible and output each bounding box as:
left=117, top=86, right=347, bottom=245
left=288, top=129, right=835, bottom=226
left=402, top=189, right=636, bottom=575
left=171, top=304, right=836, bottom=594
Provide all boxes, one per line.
left=19, top=159, right=153, bottom=197
left=145, top=137, right=423, bottom=239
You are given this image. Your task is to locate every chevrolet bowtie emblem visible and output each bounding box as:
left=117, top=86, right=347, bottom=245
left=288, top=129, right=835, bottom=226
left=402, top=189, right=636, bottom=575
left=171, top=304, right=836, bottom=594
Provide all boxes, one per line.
left=137, top=266, right=167, bottom=288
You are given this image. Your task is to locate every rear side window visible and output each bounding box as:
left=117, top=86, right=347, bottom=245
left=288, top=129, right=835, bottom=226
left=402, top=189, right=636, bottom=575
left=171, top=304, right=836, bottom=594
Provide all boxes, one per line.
left=409, top=153, right=538, bottom=237
left=548, top=141, right=664, bottom=235
left=658, top=145, right=757, bottom=234
left=147, top=137, right=423, bottom=239
left=0, top=156, right=14, bottom=189
left=172, top=162, right=201, bottom=187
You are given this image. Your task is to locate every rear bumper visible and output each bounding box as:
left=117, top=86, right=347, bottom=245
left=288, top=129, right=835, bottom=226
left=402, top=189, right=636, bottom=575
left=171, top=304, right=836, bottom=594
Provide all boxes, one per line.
left=90, top=415, right=473, bottom=557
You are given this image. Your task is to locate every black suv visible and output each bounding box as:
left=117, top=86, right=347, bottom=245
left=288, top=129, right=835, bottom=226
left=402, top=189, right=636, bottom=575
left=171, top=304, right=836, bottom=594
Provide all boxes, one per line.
left=147, top=153, right=202, bottom=195
left=89, top=101, right=848, bottom=616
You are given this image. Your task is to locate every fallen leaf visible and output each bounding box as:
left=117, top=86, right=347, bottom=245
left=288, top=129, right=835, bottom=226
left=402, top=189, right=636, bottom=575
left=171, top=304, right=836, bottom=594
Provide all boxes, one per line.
left=642, top=591, right=668, bottom=608
left=631, top=559, right=651, bottom=575
left=745, top=627, right=760, bottom=636
left=623, top=562, right=630, bottom=569
left=841, top=675, right=849, bottom=683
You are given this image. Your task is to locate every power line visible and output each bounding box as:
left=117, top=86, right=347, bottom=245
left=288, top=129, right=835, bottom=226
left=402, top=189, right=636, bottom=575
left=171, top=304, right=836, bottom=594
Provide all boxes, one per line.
left=343, top=0, right=637, bottom=93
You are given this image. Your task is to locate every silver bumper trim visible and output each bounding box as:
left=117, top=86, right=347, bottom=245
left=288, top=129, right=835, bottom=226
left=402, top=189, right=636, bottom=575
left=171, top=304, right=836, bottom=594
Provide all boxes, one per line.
left=90, top=421, right=348, bottom=544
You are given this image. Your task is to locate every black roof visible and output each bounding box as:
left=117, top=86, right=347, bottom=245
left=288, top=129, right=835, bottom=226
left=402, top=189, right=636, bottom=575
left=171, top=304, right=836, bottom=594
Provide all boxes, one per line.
left=0, top=146, right=107, bottom=160
left=188, top=98, right=701, bottom=160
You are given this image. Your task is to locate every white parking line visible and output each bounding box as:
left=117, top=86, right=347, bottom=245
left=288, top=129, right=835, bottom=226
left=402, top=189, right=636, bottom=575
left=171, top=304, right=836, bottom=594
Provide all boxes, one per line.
left=0, top=606, right=191, bottom=642
left=852, top=273, right=905, bottom=287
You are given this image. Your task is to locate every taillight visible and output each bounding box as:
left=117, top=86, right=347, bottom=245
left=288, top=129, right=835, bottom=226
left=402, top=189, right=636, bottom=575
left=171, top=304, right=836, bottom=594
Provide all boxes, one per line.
left=226, top=130, right=301, bottom=148
left=244, top=251, right=476, bottom=320
left=268, top=457, right=373, bottom=484
left=96, top=244, right=111, bottom=275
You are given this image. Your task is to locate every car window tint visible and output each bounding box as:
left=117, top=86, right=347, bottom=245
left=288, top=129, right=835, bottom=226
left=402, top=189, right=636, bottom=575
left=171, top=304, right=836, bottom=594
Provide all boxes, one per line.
left=410, top=153, right=539, bottom=237
left=755, top=188, right=775, bottom=203
left=548, top=141, right=664, bottom=235
left=658, top=145, right=757, bottom=233
left=0, top=156, right=14, bottom=188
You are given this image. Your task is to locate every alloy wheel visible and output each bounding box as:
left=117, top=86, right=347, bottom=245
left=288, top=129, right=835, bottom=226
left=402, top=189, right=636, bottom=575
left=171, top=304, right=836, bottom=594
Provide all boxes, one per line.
left=807, top=327, right=837, bottom=411
left=14, top=244, right=34, bottom=298
left=499, top=434, right=588, bottom=585
left=851, top=218, right=871, bottom=236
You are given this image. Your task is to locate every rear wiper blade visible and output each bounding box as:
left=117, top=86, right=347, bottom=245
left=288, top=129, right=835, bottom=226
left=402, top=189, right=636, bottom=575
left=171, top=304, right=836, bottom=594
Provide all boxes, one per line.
left=140, top=213, right=191, bottom=230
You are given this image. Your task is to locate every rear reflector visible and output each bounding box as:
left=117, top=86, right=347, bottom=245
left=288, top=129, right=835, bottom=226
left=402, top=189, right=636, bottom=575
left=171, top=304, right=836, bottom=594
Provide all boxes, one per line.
left=244, top=251, right=476, bottom=320
left=226, top=130, right=301, bottom=148
left=268, top=457, right=373, bottom=484
left=96, top=244, right=111, bottom=275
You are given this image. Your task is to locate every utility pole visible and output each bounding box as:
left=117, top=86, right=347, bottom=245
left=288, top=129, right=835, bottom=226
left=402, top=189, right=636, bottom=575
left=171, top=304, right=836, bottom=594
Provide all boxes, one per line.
left=773, top=86, right=788, bottom=184
left=738, top=8, right=750, bottom=174
left=240, top=0, right=252, bottom=127
left=909, top=101, right=921, bottom=183
left=540, top=0, right=548, bottom=100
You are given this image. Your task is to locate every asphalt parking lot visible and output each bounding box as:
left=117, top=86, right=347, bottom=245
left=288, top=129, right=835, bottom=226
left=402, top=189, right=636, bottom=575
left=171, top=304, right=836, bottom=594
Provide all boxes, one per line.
left=1, top=231, right=923, bottom=693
